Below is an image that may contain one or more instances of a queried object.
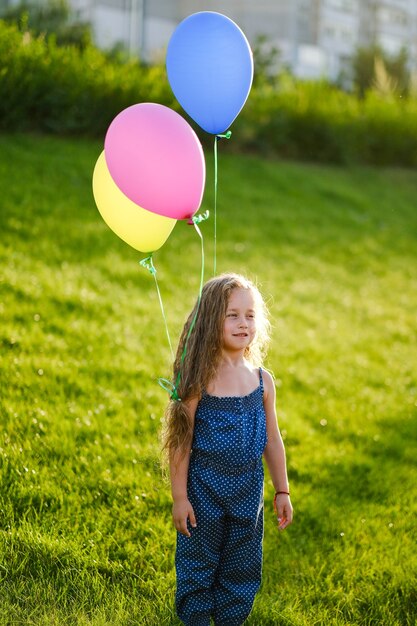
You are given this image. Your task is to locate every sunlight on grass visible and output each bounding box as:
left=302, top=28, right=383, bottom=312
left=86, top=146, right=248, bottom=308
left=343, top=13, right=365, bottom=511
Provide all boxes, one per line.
left=0, top=134, right=416, bottom=625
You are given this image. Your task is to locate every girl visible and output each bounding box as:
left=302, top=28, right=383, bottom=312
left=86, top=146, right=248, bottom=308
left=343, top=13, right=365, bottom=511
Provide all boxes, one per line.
left=164, top=273, right=293, bottom=626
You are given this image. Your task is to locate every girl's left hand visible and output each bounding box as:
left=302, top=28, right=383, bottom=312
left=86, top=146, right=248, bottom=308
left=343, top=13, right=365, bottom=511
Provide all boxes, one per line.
left=273, top=493, right=293, bottom=531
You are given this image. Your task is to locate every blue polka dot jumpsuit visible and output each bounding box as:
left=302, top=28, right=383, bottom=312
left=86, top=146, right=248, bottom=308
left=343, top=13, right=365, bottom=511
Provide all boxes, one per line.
left=175, top=368, right=267, bottom=626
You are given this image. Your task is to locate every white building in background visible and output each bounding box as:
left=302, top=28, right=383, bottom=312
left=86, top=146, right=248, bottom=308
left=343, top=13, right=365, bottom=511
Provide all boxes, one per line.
left=40, top=0, right=417, bottom=79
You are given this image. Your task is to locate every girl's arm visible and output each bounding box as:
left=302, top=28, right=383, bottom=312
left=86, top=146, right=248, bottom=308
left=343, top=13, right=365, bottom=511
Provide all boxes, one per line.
left=169, top=396, right=198, bottom=537
left=262, top=370, right=293, bottom=531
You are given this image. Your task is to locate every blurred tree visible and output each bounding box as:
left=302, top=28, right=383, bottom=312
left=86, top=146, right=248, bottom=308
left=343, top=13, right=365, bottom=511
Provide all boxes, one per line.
left=0, top=0, right=92, bottom=49
left=352, top=44, right=410, bottom=97
left=252, top=34, right=287, bottom=87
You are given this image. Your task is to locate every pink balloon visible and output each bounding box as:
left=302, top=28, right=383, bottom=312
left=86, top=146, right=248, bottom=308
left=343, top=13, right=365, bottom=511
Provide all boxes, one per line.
left=104, top=103, right=205, bottom=220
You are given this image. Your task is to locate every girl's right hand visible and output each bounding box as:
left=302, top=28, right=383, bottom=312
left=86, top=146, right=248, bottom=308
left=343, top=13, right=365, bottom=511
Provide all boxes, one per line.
left=273, top=493, right=293, bottom=531
left=172, top=498, right=197, bottom=537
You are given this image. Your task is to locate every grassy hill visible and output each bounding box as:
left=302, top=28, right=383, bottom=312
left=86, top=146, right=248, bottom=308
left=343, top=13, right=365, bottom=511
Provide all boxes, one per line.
left=0, top=133, right=416, bottom=625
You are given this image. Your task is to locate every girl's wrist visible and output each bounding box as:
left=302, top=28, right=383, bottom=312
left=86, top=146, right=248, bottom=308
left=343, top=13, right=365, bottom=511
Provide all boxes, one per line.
left=172, top=493, right=189, bottom=502
left=273, top=490, right=290, bottom=516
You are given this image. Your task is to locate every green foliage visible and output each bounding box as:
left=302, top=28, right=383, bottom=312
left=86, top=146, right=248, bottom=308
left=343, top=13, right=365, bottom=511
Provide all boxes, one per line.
left=352, top=44, right=410, bottom=97
left=237, top=76, right=417, bottom=166
left=0, top=133, right=417, bottom=624
left=1, top=0, right=92, bottom=49
left=0, top=20, right=176, bottom=135
left=1, top=19, right=417, bottom=166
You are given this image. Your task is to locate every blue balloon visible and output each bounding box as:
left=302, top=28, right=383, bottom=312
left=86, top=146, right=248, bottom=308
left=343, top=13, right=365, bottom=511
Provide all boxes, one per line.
left=166, top=12, right=253, bottom=135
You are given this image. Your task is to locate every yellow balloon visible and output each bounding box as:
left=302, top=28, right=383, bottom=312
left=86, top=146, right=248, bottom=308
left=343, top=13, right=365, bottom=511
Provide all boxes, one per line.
left=92, top=151, right=176, bottom=253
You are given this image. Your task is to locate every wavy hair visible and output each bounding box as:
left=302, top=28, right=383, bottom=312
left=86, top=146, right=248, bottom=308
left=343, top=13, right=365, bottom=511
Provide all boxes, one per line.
left=162, top=273, right=270, bottom=459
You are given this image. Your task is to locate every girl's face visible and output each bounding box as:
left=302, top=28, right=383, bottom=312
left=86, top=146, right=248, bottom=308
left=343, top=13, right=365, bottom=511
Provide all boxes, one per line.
left=222, top=288, right=257, bottom=352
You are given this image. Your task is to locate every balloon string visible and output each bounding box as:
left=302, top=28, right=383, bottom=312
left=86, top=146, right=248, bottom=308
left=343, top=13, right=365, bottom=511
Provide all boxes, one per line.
left=139, top=254, right=174, bottom=361
left=158, top=211, right=208, bottom=401
left=213, top=131, right=232, bottom=275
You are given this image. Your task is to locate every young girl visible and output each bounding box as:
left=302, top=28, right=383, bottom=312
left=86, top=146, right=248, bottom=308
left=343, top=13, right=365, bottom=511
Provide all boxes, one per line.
left=164, top=273, right=293, bottom=626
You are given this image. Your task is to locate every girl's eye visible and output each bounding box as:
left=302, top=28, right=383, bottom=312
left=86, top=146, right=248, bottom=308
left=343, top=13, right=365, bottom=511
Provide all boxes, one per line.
left=226, top=313, right=237, bottom=318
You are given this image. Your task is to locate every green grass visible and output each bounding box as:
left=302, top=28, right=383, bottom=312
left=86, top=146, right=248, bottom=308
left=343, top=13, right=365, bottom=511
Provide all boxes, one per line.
left=1, top=133, right=416, bottom=625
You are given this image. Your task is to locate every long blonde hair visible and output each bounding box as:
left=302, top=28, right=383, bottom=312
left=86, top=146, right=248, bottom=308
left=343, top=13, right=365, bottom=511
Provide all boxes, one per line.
left=162, top=273, right=270, bottom=458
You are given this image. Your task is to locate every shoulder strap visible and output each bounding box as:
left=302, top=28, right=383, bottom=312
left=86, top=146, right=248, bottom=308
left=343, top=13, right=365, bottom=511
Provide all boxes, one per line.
left=259, top=367, right=264, bottom=394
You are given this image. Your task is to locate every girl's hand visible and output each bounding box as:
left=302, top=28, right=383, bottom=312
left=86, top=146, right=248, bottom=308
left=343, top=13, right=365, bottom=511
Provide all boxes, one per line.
left=273, top=493, right=293, bottom=531
left=172, top=497, right=197, bottom=537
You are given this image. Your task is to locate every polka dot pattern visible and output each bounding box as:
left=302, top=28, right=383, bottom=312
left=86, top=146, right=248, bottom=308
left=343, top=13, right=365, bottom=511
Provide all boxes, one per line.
left=175, top=369, right=267, bottom=626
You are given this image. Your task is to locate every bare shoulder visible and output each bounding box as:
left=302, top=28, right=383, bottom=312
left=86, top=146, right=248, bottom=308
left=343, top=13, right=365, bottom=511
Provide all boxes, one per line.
left=261, top=368, right=276, bottom=399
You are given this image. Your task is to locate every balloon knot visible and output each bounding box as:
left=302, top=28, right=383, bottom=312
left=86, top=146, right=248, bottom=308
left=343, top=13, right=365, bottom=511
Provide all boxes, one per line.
left=139, top=255, right=157, bottom=275
left=188, top=210, right=210, bottom=226
left=216, top=131, right=232, bottom=140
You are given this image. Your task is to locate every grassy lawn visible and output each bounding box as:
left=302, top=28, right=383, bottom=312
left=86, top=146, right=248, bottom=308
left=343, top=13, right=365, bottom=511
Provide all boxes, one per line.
left=0, top=133, right=416, bottom=625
